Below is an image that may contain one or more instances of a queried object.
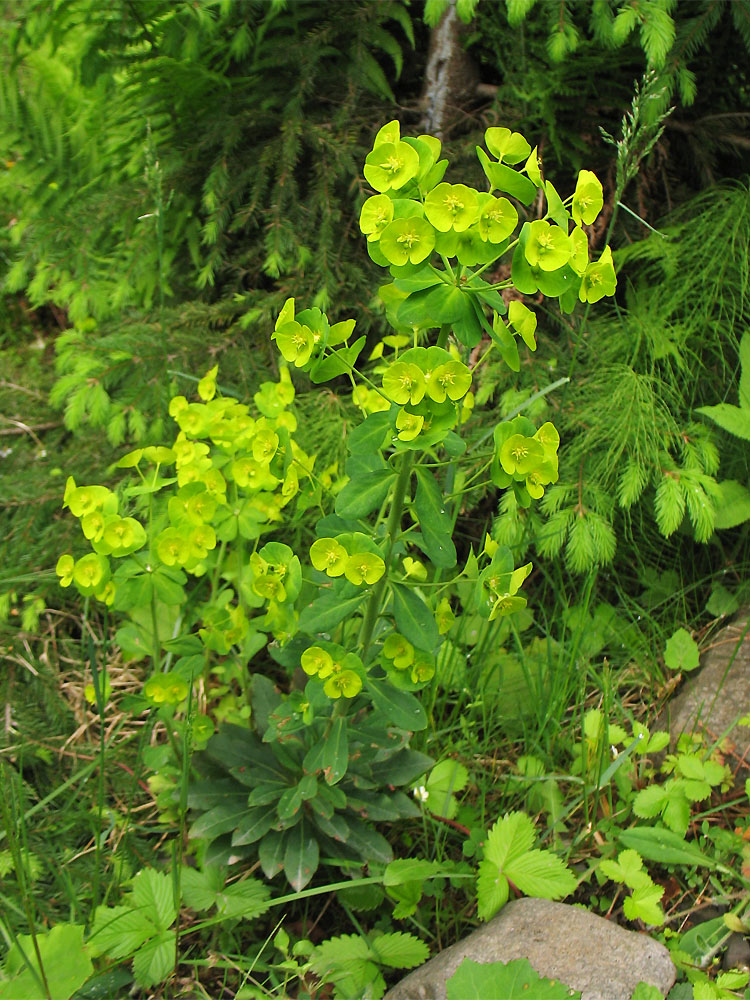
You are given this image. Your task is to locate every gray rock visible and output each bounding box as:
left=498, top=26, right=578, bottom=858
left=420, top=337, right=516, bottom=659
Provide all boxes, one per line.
left=384, top=897, right=675, bottom=1000
left=661, top=606, right=750, bottom=770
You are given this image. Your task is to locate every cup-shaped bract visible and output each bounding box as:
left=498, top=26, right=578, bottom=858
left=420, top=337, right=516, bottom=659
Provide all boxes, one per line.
left=579, top=246, right=617, bottom=303
left=478, top=193, right=518, bottom=244
left=572, top=169, right=604, bottom=226
left=364, top=141, right=420, bottom=192
left=424, top=182, right=479, bottom=233
left=524, top=221, right=572, bottom=272
left=379, top=217, right=436, bottom=266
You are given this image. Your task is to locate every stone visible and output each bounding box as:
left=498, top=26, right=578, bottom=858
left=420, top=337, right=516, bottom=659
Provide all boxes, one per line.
left=384, top=897, right=675, bottom=1000
left=661, top=606, right=750, bottom=772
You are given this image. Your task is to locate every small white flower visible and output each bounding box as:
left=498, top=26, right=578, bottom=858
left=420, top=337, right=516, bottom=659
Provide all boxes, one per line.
left=413, top=785, right=429, bottom=803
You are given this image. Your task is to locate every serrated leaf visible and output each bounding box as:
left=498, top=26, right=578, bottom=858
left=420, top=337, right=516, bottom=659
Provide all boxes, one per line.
left=483, top=812, right=536, bottom=870
left=383, top=858, right=444, bottom=886
left=623, top=881, right=664, bottom=926
left=89, top=906, right=155, bottom=960
left=131, top=930, right=175, bottom=988
left=216, top=879, right=271, bottom=920
left=664, top=627, right=700, bottom=672
left=180, top=866, right=224, bottom=912
left=130, top=868, right=176, bottom=931
left=504, top=849, right=577, bottom=900
left=476, top=861, right=509, bottom=920
left=696, top=402, right=750, bottom=441
left=447, top=957, right=579, bottom=1000
left=371, top=931, right=429, bottom=969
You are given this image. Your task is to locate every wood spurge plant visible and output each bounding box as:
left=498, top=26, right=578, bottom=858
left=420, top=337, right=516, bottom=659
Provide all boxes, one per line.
left=45, top=119, right=619, bottom=995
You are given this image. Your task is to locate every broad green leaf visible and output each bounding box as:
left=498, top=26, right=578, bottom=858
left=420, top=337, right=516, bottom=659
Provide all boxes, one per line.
left=283, top=819, right=319, bottom=890
left=230, top=807, right=276, bottom=846
left=344, top=816, right=394, bottom=865
left=370, top=748, right=434, bottom=786
left=483, top=812, right=536, bottom=870
left=131, top=930, right=175, bottom=988
left=383, top=858, right=444, bottom=886
left=696, top=402, right=750, bottom=441
left=303, top=716, right=349, bottom=784
left=1, top=924, right=94, bottom=1000
left=481, top=157, right=537, bottom=205
left=713, top=479, right=750, bottom=529
left=216, top=879, right=271, bottom=920
left=618, top=826, right=715, bottom=867
left=335, top=469, right=396, bottom=518
left=623, top=881, right=664, bottom=925
left=371, top=932, right=429, bottom=969
left=447, top=958, right=580, bottom=1000
left=631, top=983, right=666, bottom=1000
left=309, top=336, right=366, bottom=383
left=89, top=905, right=155, bottom=959
left=476, top=863, right=512, bottom=921
left=130, top=868, right=176, bottom=931
left=299, top=590, right=366, bottom=634
left=414, top=467, right=457, bottom=568
left=424, top=759, right=468, bottom=818
left=258, top=829, right=287, bottom=879
left=367, top=677, right=427, bottom=731
left=504, top=849, right=577, bottom=900
left=664, top=627, right=700, bottom=672
left=347, top=410, right=393, bottom=453
left=390, top=581, right=439, bottom=652
left=188, top=802, right=251, bottom=842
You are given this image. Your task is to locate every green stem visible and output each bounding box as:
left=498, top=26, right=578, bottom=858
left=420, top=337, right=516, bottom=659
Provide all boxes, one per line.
left=358, top=450, right=414, bottom=658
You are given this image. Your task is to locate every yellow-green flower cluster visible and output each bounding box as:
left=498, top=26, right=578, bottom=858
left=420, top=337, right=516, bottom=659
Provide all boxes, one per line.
left=492, top=417, right=560, bottom=502
left=300, top=643, right=364, bottom=699
left=310, top=534, right=385, bottom=586
left=478, top=547, right=533, bottom=622
left=382, top=633, right=436, bottom=685
left=380, top=345, right=472, bottom=444
left=360, top=119, right=616, bottom=305
left=58, top=367, right=308, bottom=663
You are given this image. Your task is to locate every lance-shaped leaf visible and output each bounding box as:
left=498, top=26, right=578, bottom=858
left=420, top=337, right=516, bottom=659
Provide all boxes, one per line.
left=414, top=467, right=456, bottom=568
left=391, top=581, right=439, bottom=652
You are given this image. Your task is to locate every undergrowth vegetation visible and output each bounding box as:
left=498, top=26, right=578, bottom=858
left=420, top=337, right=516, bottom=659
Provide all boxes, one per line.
left=2, top=2, right=750, bottom=999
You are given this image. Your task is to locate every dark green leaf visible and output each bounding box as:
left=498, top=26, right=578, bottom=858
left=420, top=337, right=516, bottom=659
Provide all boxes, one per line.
left=414, top=467, right=456, bottom=568
left=283, top=819, right=320, bottom=890
left=618, top=826, right=715, bottom=867
left=391, top=581, right=439, bottom=652
left=366, top=677, right=427, bottom=732
left=370, top=748, right=434, bottom=786
left=231, top=808, right=276, bottom=846
left=335, top=469, right=396, bottom=518
left=258, top=830, right=287, bottom=879
left=347, top=410, right=394, bottom=454
left=299, top=590, right=366, bottom=634
left=309, top=336, right=365, bottom=383
left=188, top=803, right=250, bottom=842
left=303, top=716, right=348, bottom=785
